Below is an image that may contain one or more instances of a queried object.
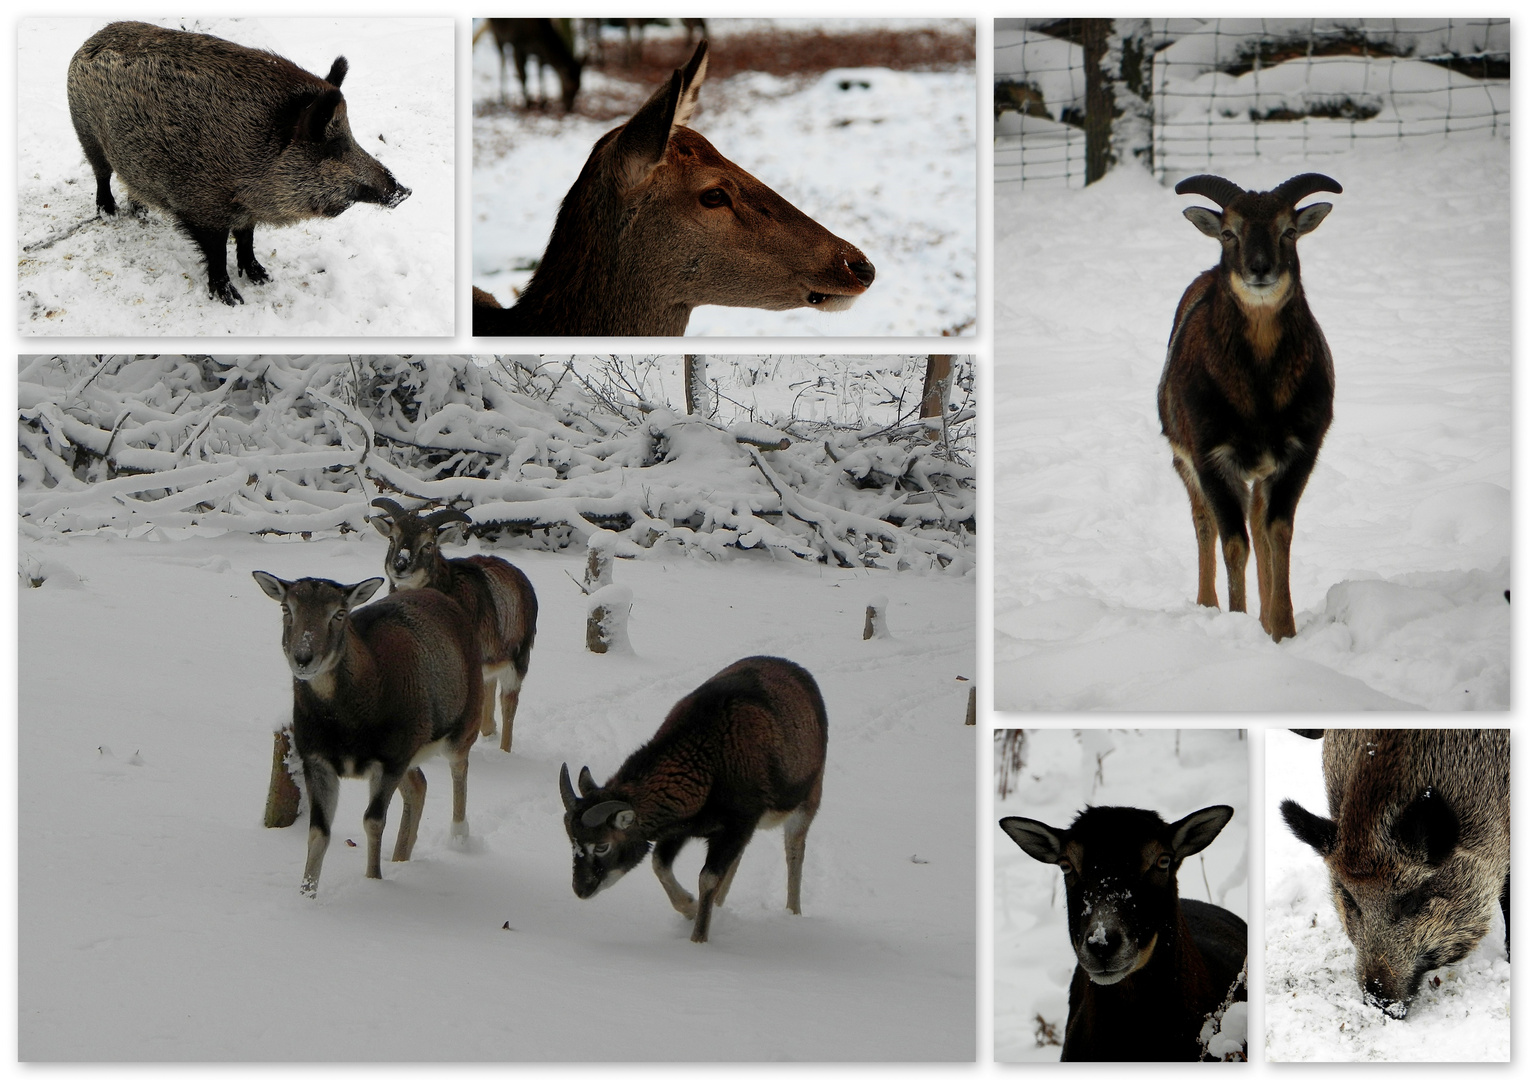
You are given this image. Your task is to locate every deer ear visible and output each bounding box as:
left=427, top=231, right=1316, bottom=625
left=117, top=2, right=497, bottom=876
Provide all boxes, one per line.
left=612, top=69, right=682, bottom=192
left=672, top=41, right=708, bottom=128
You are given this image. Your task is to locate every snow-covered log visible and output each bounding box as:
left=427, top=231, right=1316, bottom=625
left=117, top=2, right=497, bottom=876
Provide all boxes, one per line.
left=19, top=355, right=974, bottom=572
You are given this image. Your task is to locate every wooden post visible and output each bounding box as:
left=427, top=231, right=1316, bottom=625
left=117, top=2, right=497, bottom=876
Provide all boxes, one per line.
left=263, top=725, right=301, bottom=828
left=920, top=355, right=952, bottom=440
left=863, top=595, right=889, bottom=639
left=965, top=685, right=976, bottom=726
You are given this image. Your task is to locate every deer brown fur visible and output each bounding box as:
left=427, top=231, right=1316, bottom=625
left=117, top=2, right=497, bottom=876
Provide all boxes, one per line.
left=474, top=18, right=581, bottom=113
left=1158, top=173, right=1341, bottom=641
left=473, top=41, right=874, bottom=336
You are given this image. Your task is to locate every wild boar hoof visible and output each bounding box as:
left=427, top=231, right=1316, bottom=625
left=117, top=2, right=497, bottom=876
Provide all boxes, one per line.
left=210, top=281, right=245, bottom=306
left=96, top=196, right=118, bottom=218
left=239, top=260, right=270, bottom=285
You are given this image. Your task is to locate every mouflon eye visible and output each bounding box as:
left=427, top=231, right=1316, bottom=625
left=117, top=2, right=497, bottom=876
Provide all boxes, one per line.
left=700, top=187, right=731, bottom=209
left=1156, top=853, right=1172, bottom=870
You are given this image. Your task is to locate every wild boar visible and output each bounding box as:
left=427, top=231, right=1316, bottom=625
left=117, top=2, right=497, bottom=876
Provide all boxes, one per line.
left=67, top=21, right=410, bottom=305
left=1281, top=728, right=1509, bottom=1018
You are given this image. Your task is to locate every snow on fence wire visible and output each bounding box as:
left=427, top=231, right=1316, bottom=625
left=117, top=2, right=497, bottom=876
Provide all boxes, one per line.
left=995, top=18, right=1509, bottom=189
left=17, top=355, right=974, bottom=573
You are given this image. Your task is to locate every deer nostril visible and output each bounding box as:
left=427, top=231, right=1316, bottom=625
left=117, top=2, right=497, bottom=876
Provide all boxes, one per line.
left=848, top=259, right=875, bottom=288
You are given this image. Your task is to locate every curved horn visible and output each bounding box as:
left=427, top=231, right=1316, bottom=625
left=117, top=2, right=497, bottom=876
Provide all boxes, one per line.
left=1174, top=174, right=1246, bottom=210
left=1271, top=173, right=1343, bottom=206
left=370, top=497, right=410, bottom=521
left=424, top=507, right=473, bottom=531
left=559, top=763, right=578, bottom=812
left=580, top=800, right=635, bottom=830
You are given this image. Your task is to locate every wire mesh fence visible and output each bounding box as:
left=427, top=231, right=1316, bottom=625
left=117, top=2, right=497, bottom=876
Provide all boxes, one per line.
left=995, top=18, right=1509, bottom=189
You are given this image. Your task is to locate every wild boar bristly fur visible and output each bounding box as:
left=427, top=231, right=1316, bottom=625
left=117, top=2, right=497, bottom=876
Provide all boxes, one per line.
left=67, top=21, right=410, bottom=306
left=1281, top=729, right=1510, bottom=1018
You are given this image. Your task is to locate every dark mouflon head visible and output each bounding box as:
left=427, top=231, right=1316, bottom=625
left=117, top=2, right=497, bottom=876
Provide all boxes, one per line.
left=368, top=498, right=471, bottom=589
left=1176, top=173, right=1340, bottom=304
left=559, top=763, right=651, bottom=899
left=251, top=572, right=383, bottom=681
left=1002, top=805, right=1234, bottom=985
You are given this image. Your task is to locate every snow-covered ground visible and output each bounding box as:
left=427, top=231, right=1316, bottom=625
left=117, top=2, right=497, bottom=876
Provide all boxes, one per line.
left=18, top=18, right=454, bottom=337
left=472, top=19, right=976, bottom=337
left=18, top=532, right=975, bottom=1060
left=1263, top=730, right=1509, bottom=1061
left=993, top=728, right=1249, bottom=1062
left=993, top=132, right=1509, bottom=710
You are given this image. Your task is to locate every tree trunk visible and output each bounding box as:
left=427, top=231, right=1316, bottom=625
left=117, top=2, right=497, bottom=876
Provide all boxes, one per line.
left=1081, top=19, right=1116, bottom=185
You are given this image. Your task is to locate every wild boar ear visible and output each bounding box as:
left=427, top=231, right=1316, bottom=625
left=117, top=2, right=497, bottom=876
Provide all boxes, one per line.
left=1170, top=805, right=1234, bottom=858
left=297, top=89, right=347, bottom=143
left=999, top=816, right=1065, bottom=865
left=1395, top=788, right=1459, bottom=867
left=1281, top=799, right=1337, bottom=856
left=324, top=56, right=348, bottom=88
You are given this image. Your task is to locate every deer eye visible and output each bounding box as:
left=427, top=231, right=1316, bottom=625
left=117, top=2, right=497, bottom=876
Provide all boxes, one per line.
left=700, top=187, right=731, bottom=209
left=1156, top=854, right=1172, bottom=870
left=332, top=610, right=346, bottom=622
left=1221, top=229, right=1236, bottom=242
left=1283, top=228, right=1298, bottom=241
left=1056, top=859, right=1073, bottom=874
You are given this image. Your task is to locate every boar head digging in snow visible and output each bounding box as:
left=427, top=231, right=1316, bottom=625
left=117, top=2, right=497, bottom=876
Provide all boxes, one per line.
left=67, top=21, right=410, bottom=305
left=1281, top=728, right=1510, bottom=1018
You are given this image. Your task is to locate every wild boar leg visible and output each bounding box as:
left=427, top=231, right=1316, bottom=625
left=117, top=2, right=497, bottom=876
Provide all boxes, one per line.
left=179, top=220, right=242, bottom=305
left=233, top=228, right=269, bottom=285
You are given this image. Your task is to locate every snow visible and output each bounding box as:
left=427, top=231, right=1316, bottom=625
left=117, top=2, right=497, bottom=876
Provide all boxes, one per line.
left=1263, top=730, right=1509, bottom=1061
left=994, top=130, right=1509, bottom=710
left=18, top=532, right=975, bottom=1060
left=472, top=19, right=977, bottom=337
left=993, top=728, right=1249, bottom=1062
left=18, top=18, right=454, bottom=336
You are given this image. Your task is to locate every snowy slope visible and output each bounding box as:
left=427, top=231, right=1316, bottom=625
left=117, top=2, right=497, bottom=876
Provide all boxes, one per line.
left=993, top=133, right=1509, bottom=711
left=472, top=20, right=977, bottom=338
left=1263, top=730, right=1509, bottom=1061
left=993, top=728, right=1249, bottom=1062
left=18, top=18, right=454, bottom=337
left=18, top=533, right=975, bottom=1060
